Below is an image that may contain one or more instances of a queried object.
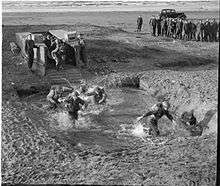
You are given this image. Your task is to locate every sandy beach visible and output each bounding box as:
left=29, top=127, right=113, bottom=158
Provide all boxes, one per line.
left=1, top=2, right=219, bottom=185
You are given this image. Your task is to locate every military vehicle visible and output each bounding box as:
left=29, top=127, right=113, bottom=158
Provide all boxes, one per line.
left=159, top=9, right=187, bottom=19
left=15, top=30, right=84, bottom=77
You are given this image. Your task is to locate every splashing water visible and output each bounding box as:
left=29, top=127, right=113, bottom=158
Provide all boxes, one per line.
left=50, top=111, right=74, bottom=131
left=131, top=122, right=147, bottom=138
left=75, top=115, right=92, bottom=129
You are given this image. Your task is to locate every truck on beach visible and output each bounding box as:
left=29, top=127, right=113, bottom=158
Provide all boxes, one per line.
left=159, top=9, right=187, bottom=19
left=15, top=30, right=84, bottom=77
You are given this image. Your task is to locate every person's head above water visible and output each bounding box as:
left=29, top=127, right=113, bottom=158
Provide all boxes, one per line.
left=79, top=84, right=88, bottom=93
left=69, top=90, right=79, bottom=98
left=162, top=101, right=170, bottom=110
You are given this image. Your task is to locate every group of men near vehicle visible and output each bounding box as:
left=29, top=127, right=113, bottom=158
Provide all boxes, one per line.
left=24, top=33, right=87, bottom=72
left=149, top=16, right=219, bottom=42
left=47, top=82, right=198, bottom=137
left=136, top=15, right=219, bottom=42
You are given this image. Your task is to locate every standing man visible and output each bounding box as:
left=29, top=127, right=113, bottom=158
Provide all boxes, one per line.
left=196, top=20, right=203, bottom=41
left=136, top=101, right=177, bottom=137
left=149, top=16, right=157, bottom=36
left=191, top=21, right=197, bottom=40
left=59, top=40, right=68, bottom=66
left=203, top=19, right=211, bottom=42
left=175, top=19, right=183, bottom=39
left=137, top=15, right=143, bottom=32
left=25, top=34, right=38, bottom=71
left=78, top=34, right=87, bottom=68
left=43, top=34, right=51, bottom=49
left=170, top=19, right=177, bottom=38
left=167, top=18, right=172, bottom=37
left=210, top=18, right=218, bottom=42
left=156, top=17, right=161, bottom=36
left=161, top=18, right=168, bottom=37
left=51, top=39, right=64, bottom=71
left=182, top=20, right=189, bottom=40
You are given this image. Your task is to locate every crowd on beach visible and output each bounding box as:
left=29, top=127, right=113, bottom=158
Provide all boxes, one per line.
left=137, top=16, right=219, bottom=42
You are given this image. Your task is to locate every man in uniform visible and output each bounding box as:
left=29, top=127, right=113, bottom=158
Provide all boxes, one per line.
left=180, top=110, right=197, bottom=126
left=59, top=40, right=68, bottom=66
left=149, top=16, right=157, bottom=36
left=170, top=19, right=177, bottom=38
left=63, top=91, right=87, bottom=121
left=191, top=21, right=197, bottom=40
left=203, top=19, right=211, bottom=42
left=86, top=85, right=107, bottom=105
left=136, top=101, right=177, bottom=136
left=137, top=15, right=143, bottom=32
left=161, top=18, right=168, bottom=37
left=196, top=20, right=203, bottom=41
left=180, top=110, right=202, bottom=136
left=183, top=20, right=191, bottom=40
left=218, top=21, right=220, bottom=41
left=210, top=18, right=218, bottom=42
left=176, top=19, right=183, bottom=39
left=78, top=34, right=87, bottom=68
left=49, top=37, right=56, bottom=53
left=25, top=34, right=38, bottom=70
left=156, top=17, right=161, bottom=36
left=43, top=34, right=51, bottom=49
left=51, top=39, right=64, bottom=71
left=167, top=18, right=172, bottom=37
left=78, top=83, right=88, bottom=96
left=47, top=85, right=73, bottom=109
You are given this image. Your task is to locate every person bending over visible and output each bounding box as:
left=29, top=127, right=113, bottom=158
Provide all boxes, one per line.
left=136, top=101, right=177, bottom=136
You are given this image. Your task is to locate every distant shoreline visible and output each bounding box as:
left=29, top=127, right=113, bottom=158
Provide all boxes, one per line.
left=2, top=10, right=219, bottom=27
left=2, top=10, right=219, bottom=14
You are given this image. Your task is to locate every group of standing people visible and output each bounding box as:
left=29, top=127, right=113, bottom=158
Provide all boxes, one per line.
left=43, top=34, right=87, bottom=71
left=43, top=35, right=67, bottom=71
left=136, top=15, right=219, bottom=42
left=149, top=16, right=219, bottom=42
left=24, top=33, right=87, bottom=72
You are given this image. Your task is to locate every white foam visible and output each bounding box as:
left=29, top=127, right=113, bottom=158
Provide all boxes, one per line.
left=131, top=122, right=147, bottom=138
left=49, top=111, right=75, bottom=131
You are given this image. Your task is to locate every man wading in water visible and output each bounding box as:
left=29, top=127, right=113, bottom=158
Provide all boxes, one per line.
left=86, top=85, right=107, bottom=105
left=63, top=91, right=88, bottom=121
left=47, top=85, right=73, bottom=109
left=136, top=101, right=177, bottom=136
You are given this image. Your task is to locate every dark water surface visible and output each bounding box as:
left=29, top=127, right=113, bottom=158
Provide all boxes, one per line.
left=25, top=88, right=162, bottom=151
